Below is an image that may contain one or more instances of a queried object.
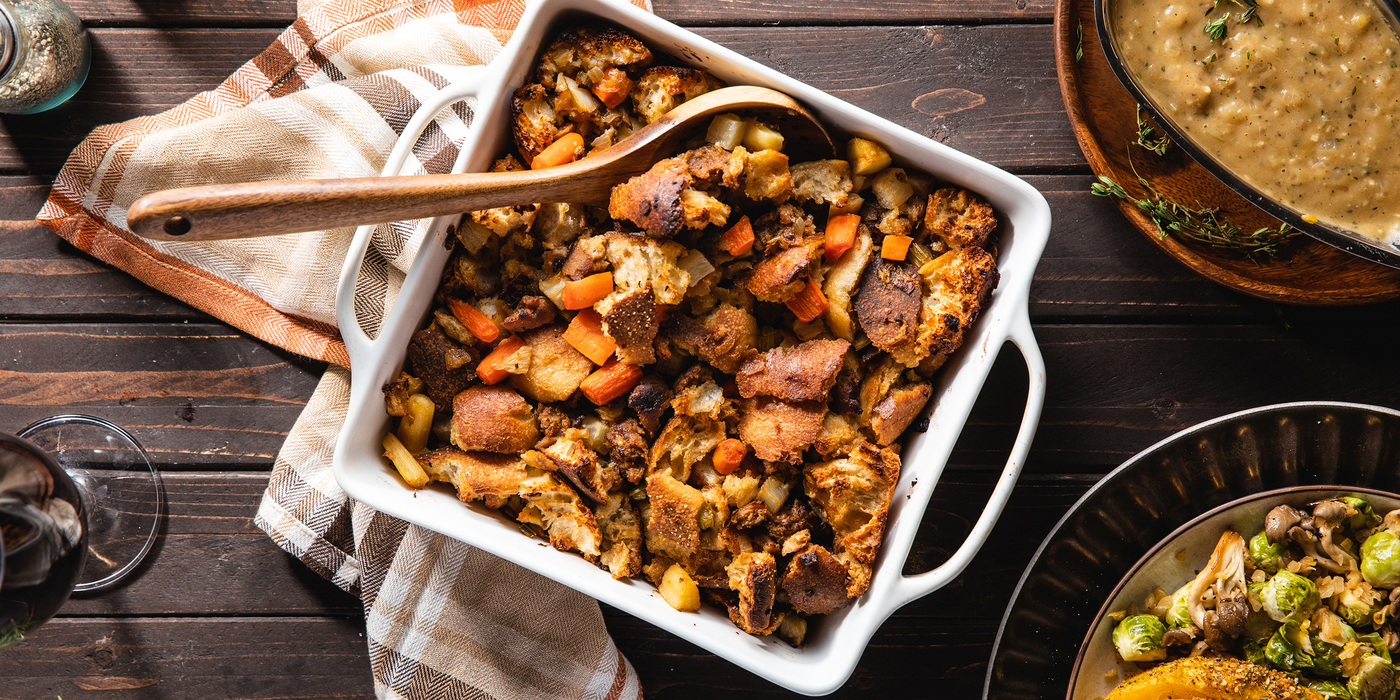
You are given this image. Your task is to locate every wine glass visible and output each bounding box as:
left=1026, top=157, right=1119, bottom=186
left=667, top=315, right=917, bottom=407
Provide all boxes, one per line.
left=0, top=415, right=164, bottom=647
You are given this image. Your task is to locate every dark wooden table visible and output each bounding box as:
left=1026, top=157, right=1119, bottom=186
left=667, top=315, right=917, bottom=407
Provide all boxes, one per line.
left=4, top=0, right=1400, bottom=697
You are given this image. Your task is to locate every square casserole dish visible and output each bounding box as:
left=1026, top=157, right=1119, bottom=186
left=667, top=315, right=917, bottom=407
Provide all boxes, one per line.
left=332, top=0, right=1051, bottom=693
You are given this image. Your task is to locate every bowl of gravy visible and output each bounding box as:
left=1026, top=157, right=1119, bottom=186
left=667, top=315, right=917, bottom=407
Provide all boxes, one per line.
left=1097, top=0, right=1400, bottom=268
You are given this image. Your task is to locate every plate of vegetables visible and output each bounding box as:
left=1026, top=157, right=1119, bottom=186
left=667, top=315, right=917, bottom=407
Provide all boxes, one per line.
left=1072, top=486, right=1400, bottom=700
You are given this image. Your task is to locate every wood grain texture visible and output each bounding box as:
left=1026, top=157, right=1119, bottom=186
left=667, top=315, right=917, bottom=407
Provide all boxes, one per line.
left=0, top=26, right=1078, bottom=177
left=58, top=473, right=360, bottom=616
left=0, top=323, right=321, bottom=467
left=1056, top=0, right=1400, bottom=304
left=57, top=0, right=1056, bottom=28
left=0, top=617, right=373, bottom=699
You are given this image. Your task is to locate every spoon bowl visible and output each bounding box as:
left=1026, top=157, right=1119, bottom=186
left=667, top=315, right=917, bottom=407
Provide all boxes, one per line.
left=127, top=85, right=833, bottom=242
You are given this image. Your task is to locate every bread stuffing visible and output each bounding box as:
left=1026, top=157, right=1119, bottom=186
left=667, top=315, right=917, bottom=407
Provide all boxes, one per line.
left=382, top=23, right=1001, bottom=643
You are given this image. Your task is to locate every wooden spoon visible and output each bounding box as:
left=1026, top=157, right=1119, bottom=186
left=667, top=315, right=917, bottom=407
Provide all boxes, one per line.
left=127, top=85, right=834, bottom=242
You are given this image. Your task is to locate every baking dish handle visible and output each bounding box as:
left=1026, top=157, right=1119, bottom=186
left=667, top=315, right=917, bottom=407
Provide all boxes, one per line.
left=336, top=75, right=489, bottom=362
left=890, top=308, right=1046, bottom=608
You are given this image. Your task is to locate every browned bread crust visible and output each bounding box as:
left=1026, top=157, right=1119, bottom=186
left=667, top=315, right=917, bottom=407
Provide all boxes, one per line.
left=736, top=339, right=850, bottom=402
left=737, top=397, right=826, bottom=464
left=666, top=303, right=759, bottom=374
left=420, top=447, right=529, bottom=507
left=869, top=383, right=933, bottom=446
left=925, top=187, right=997, bottom=249
left=508, top=325, right=594, bottom=402
left=632, top=66, right=723, bottom=124
left=727, top=552, right=777, bottom=633
left=742, top=244, right=813, bottom=303
left=805, top=442, right=900, bottom=566
left=451, top=386, right=540, bottom=454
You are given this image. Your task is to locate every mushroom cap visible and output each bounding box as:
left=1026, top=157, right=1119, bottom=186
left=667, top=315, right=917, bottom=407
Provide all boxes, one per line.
left=1265, top=505, right=1305, bottom=544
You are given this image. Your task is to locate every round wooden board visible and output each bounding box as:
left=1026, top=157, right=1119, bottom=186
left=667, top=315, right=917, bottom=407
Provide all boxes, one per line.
left=1055, top=0, right=1400, bottom=305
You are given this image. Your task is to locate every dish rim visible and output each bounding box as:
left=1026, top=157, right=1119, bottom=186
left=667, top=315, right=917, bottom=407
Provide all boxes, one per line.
left=1093, top=0, right=1400, bottom=270
left=984, top=400, right=1400, bottom=699
left=328, top=0, right=1053, bottom=693
left=1066, top=482, right=1400, bottom=698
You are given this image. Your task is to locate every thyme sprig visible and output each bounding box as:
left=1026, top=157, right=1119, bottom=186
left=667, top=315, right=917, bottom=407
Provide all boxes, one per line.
left=1134, top=104, right=1172, bottom=155
left=1203, top=0, right=1261, bottom=42
left=1205, top=16, right=1228, bottom=41
left=1091, top=174, right=1301, bottom=262
left=1076, top=21, right=1084, bottom=62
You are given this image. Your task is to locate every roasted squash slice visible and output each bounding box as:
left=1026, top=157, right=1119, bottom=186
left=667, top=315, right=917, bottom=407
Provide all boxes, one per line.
left=1106, top=657, right=1323, bottom=700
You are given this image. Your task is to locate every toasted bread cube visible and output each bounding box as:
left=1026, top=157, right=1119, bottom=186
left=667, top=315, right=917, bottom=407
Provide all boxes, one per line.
left=509, top=325, right=594, bottom=402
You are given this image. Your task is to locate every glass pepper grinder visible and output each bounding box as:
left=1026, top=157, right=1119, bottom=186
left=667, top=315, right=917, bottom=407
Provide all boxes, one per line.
left=0, top=0, right=89, bottom=114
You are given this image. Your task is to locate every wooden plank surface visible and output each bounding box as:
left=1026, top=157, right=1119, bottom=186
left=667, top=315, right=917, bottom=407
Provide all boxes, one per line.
left=59, top=0, right=1055, bottom=29
left=0, top=617, right=372, bottom=699
left=0, top=323, right=319, bottom=467
left=0, top=25, right=1073, bottom=176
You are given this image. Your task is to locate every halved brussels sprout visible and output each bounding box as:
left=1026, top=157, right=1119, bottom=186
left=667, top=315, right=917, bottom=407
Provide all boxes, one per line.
left=1307, top=679, right=1356, bottom=699
left=1250, top=529, right=1287, bottom=574
left=1362, top=531, right=1400, bottom=589
left=1112, top=614, right=1167, bottom=663
left=1343, top=496, right=1382, bottom=532
left=1165, top=582, right=1193, bottom=629
left=1260, top=570, right=1320, bottom=623
left=1335, top=586, right=1383, bottom=628
left=1347, top=654, right=1397, bottom=700
left=1265, top=620, right=1316, bottom=672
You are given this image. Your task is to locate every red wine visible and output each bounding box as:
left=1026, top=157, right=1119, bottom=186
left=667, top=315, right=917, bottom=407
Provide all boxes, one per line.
left=0, top=434, right=86, bottom=647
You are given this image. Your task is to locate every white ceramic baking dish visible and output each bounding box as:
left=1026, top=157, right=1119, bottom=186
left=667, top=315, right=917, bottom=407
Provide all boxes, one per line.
left=330, top=0, right=1051, bottom=693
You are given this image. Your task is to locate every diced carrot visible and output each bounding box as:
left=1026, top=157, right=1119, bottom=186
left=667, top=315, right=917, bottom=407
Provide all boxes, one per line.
left=446, top=297, right=499, bottom=343
left=531, top=132, right=585, bottom=170
left=562, top=272, right=614, bottom=310
left=718, top=215, right=755, bottom=256
left=712, top=438, right=746, bottom=475
left=476, top=335, right=527, bottom=385
left=785, top=278, right=829, bottom=323
left=579, top=358, right=643, bottom=405
left=591, top=68, right=634, bottom=109
left=562, top=308, right=617, bottom=365
left=881, top=234, right=914, bottom=261
left=823, top=213, right=861, bottom=264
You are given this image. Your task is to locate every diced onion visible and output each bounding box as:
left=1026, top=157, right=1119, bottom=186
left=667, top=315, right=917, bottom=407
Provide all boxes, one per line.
left=776, top=615, right=807, bottom=646
left=758, top=476, right=789, bottom=514
left=538, top=274, right=568, bottom=309
left=561, top=75, right=599, bottom=113
left=581, top=415, right=609, bottom=453
left=678, top=250, right=716, bottom=287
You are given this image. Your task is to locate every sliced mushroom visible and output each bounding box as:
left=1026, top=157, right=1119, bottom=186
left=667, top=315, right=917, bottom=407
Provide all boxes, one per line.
left=1185, top=530, right=1247, bottom=630
left=1216, top=598, right=1250, bottom=637
left=1162, top=626, right=1202, bottom=647
left=1265, top=505, right=1305, bottom=544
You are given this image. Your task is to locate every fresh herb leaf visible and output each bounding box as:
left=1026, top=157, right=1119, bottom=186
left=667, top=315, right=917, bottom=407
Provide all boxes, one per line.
left=1076, top=20, right=1084, bottom=62
left=1134, top=104, right=1172, bottom=155
left=1205, top=16, right=1229, bottom=41
left=1091, top=174, right=1300, bottom=262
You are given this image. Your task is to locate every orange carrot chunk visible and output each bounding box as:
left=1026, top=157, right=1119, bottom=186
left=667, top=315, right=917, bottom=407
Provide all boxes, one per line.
left=446, top=297, right=499, bottom=343
left=785, top=278, right=829, bottom=323
left=881, top=234, right=914, bottom=262
left=823, top=213, right=861, bottom=264
left=562, top=308, right=618, bottom=365
left=579, top=358, right=643, bottom=405
left=718, top=215, right=755, bottom=256
left=592, top=68, right=634, bottom=109
left=476, top=335, right=527, bottom=385
left=562, top=272, right=614, bottom=310
left=712, top=438, right=746, bottom=475
left=531, top=132, right=585, bottom=170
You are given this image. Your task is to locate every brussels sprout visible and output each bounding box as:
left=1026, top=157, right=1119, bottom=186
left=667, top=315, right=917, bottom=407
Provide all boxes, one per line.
left=1112, top=614, right=1167, bottom=662
left=1250, top=529, right=1287, bottom=573
left=1243, top=640, right=1270, bottom=665
left=1165, top=582, right=1193, bottom=629
left=1265, top=620, right=1316, bottom=671
left=1347, top=654, right=1397, bottom=700
left=1336, top=586, right=1384, bottom=628
left=1344, top=496, right=1382, bottom=531
left=1311, top=631, right=1347, bottom=678
left=1362, top=531, right=1400, bottom=588
left=1308, top=679, right=1357, bottom=699
left=1358, top=633, right=1394, bottom=664
left=1260, top=570, right=1321, bottom=623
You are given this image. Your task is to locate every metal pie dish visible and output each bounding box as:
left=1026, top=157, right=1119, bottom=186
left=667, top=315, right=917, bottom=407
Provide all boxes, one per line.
left=328, top=0, right=1051, bottom=693
left=985, top=402, right=1400, bottom=699
left=1068, top=484, right=1400, bottom=700
left=1094, top=0, right=1400, bottom=269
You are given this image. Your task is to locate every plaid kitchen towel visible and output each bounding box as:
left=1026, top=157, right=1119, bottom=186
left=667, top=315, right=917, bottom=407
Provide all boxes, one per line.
left=36, top=0, right=648, bottom=697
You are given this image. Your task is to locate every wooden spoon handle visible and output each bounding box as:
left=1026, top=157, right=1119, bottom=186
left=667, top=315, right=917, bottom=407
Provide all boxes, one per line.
left=126, top=167, right=605, bottom=242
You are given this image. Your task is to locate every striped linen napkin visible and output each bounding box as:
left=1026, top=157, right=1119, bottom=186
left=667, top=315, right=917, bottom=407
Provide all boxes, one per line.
left=36, top=0, right=648, bottom=697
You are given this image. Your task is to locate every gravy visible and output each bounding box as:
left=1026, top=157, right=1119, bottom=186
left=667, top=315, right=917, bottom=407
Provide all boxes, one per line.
left=1113, top=0, right=1400, bottom=244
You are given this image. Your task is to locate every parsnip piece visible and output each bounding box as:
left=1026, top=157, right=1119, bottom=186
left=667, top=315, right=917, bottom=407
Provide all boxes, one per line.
left=846, top=137, right=892, bottom=176
left=660, top=563, right=701, bottom=611
left=396, top=393, right=435, bottom=453
left=382, top=433, right=430, bottom=488
left=707, top=113, right=746, bottom=150
left=742, top=120, right=784, bottom=152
